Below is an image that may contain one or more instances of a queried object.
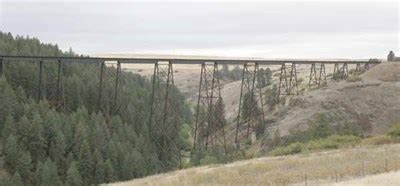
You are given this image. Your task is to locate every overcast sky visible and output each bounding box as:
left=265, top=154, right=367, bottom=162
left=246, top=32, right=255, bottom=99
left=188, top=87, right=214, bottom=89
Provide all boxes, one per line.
left=0, top=1, right=398, bottom=59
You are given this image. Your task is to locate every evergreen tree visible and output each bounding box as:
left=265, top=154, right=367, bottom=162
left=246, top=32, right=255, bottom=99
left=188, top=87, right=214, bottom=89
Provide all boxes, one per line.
left=39, top=159, right=63, bottom=186
left=93, top=150, right=104, bottom=184
left=65, top=161, right=82, bottom=186
left=4, top=134, right=20, bottom=173
left=78, top=140, right=93, bottom=185
left=0, top=31, right=191, bottom=185
left=16, top=151, right=32, bottom=185
left=29, top=113, right=46, bottom=164
left=103, top=159, right=115, bottom=183
left=0, top=77, right=21, bottom=126
left=9, top=172, right=23, bottom=186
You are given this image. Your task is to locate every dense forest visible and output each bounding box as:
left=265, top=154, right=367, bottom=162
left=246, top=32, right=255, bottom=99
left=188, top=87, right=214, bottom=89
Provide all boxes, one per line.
left=0, top=32, right=192, bottom=185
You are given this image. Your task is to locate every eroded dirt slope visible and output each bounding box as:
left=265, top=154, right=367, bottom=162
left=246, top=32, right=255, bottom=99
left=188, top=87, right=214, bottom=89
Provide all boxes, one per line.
left=267, top=62, right=400, bottom=137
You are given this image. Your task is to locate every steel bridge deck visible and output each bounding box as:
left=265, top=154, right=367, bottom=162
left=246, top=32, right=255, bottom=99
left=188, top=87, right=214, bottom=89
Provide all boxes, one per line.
left=0, top=55, right=381, bottom=65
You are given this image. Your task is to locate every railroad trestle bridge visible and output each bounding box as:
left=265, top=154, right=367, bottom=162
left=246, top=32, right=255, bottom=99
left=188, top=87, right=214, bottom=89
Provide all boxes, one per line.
left=0, top=55, right=380, bottom=168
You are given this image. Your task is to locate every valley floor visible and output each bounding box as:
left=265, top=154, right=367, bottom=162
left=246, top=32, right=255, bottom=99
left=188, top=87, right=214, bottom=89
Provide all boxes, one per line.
left=108, top=143, right=400, bottom=186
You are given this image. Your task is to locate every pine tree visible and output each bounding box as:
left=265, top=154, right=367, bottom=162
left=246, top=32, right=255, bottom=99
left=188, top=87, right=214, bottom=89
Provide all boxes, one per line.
left=93, top=150, right=104, bottom=184
left=39, top=159, right=63, bottom=186
left=121, top=152, right=135, bottom=180
left=9, top=172, right=23, bottom=186
left=34, top=161, right=44, bottom=186
left=16, top=151, right=32, bottom=185
left=29, top=113, right=46, bottom=164
left=78, top=140, right=93, bottom=185
left=65, top=161, right=82, bottom=186
left=103, top=159, right=115, bottom=183
left=4, top=134, right=20, bottom=173
left=0, top=77, right=20, bottom=126
left=2, top=115, right=16, bottom=141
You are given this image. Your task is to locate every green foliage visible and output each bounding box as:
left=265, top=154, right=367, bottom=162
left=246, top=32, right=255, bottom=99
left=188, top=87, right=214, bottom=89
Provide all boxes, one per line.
left=387, top=122, right=400, bottom=138
left=16, top=151, right=32, bottom=184
left=78, top=140, right=93, bottom=185
left=66, top=161, right=82, bottom=186
left=0, top=32, right=192, bottom=185
left=264, top=84, right=279, bottom=110
left=217, top=65, right=242, bottom=81
left=199, top=155, right=219, bottom=165
left=9, top=172, right=23, bottom=186
left=4, top=134, right=20, bottom=174
left=103, top=159, right=115, bottom=183
left=39, top=159, right=63, bottom=186
left=258, top=67, right=273, bottom=88
left=270, top=135, right=361, bottom=156
left=270, top=142, right=304, bottom=156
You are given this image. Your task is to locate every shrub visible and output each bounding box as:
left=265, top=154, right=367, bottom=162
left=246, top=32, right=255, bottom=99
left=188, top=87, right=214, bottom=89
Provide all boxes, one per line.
left=271, top=135, right=360, bottom=156
left=361, top=135, right=394, bottom=146
left=200, top=155, right=219, bottom=165
left=387, top=122, right=400, bottom=138
left=270, top=142, right=304, bottom=156
left=307, top=135, right=360, bottom=151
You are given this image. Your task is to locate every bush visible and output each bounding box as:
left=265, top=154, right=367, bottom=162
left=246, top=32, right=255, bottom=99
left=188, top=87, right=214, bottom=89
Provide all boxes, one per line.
left=270, top=142, right=304, bottom=156
left=387, top=122, right=400, bottom=138
left=361, top=135, right=394, bottom=146
left=200, top=155, right=219, bottom=165
left=270, top=135, right=360, bottom=156
left=307, top=135, right=360, bottom=151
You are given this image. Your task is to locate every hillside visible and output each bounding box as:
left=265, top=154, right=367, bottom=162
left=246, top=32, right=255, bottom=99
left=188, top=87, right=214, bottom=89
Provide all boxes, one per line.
left=108, top=62, right=400, bottom=185
left=244, top=62, right=400, bottom=153
left=109, top=143, right=400, bottom=185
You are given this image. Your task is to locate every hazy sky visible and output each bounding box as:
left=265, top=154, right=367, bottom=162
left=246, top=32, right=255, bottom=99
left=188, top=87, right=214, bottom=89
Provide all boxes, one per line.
left=0, top=1, right=398, bottom=59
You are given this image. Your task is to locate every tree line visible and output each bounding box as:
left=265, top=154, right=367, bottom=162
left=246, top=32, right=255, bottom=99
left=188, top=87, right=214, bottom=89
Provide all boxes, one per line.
left=0, top=32, right=192, bottom=185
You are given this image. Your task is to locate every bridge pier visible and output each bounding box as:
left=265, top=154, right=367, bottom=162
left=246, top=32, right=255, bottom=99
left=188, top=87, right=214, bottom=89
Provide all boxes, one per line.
left=96, top=61, right=124, bottom=118
left=235, top=63, right=265, bottom=146
left=309, top=63, right=327, bottom=88
left=148, top=61, right=181, bottom=170
left=97, top=62, right=105, bottom=112
left=193, top=62, right=227, bottom=154
left=355, top=63, right=362, bottom=74
left=113, top=61, right=122, bottom=114
left=0, top=58, right=3, bottom=76
left=333, top=63, right=348, bottom=80
left=277, top=63, right=299, bottom=102
left=55, top=60, right=66, bottom=112
left=38, top=60, right=45, bottom=101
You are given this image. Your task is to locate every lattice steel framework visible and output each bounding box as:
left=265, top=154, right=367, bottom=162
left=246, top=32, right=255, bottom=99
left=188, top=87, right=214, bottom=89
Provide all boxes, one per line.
left=235, top=63, right=265, bottom=145
left=0, top=58, right=3, bottom=76
left=38, top=61, right=45, bottom=101
left=277, top=63, right=299, bottom=101
left=193, top=62, right=227, bottom=154
left=309, top=63, right=327, bottom=88
left=355, top=63, right=370, bottom=74
left=46, top=60, right=67, bottom=112
left=148, top=61, right=181, bottom=170
left=97, top=61, right=124, bottom=119
left=333, top=63, right=349, bottom=80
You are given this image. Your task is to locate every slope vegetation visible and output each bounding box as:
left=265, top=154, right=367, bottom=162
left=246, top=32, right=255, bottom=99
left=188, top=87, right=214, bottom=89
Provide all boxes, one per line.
left=109, top=143, right=400, bottom=185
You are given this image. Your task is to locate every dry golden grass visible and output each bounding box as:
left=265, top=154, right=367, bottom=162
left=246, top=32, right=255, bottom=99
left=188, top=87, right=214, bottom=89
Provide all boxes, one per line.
left=108, top=144, right=400, bottom=186
left=328, top=171, right=400, bottom=186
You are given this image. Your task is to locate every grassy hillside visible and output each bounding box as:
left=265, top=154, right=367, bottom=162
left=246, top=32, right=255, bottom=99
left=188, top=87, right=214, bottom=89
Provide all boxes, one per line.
left=109, top=142, right=400, bottom=185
